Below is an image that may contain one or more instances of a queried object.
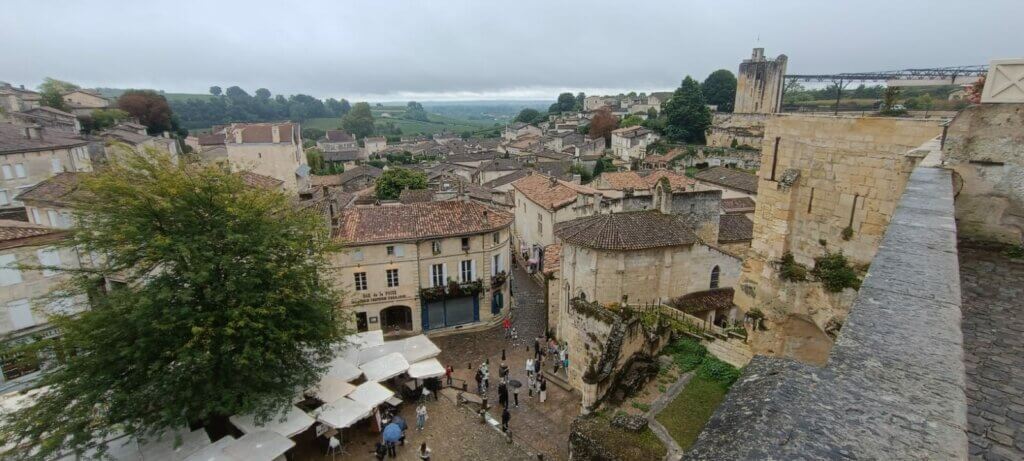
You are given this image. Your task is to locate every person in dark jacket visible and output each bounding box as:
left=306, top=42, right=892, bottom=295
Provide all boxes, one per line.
left=498, top=381, right=509, bottom=407
left=501, top=407, right=511, bottom=432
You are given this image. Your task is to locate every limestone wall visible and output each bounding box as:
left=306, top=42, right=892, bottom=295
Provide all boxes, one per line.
left=734, top=115, right=942, bottom=362
left=734, top=50, right=787, bottom=114
left=706, top=113, right=769, bottom=149
left=943, top=103, right=1024, bottom=244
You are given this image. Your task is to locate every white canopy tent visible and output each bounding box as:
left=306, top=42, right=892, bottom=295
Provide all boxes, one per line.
left=183, top=436, right=238, bottom=461
left=348, top=381, right=395, bottom=409
left=221, top=431, right=294, bottom=461
left=229, top=405, right=315, bottom=439
left=134, top=427, right=212, bottom=460
left=324, top=356, right=362, bottom=382
left=359, top=352, right=410, bottom=382
left=347, top=330, right=385, bottom=349
left=308, top=376, right=357, bottom=403
left=355, top=341, right=405, bottom=365
left=400, top=335, right=441, bottom=364
left=315, top=397, right=374, bottom=429
left=407, top=358, right=446, bottom=379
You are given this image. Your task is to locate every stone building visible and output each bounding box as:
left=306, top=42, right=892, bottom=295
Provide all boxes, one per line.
left=503, top=122, right=542, bottom=141
left=735, top=48, right=787, bottom=114
left=0, top=84, right=41, bottom=114
left=0, top=124, right=92, bottom=215
left=692, top=165, right=759, bottom=199
left=196, top=122, right=309, bottom=192
left=3, top=106, right=80, bottom=134
left=331, top=200, right=512, bottom=334
left=733, top=114, right=942, bottom=364
left=510, top=173, right=602, bottom=266
left=362, top=136, right=387, bottom=157
left=98, top=123, right=181, bottom=163
left=0, top=220, right=90, bottom=389
left=610, top=126, right=658, bottom=162
left=60, top=89, right=110, bottom=117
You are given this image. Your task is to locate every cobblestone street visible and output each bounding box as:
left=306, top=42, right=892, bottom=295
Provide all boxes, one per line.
left=960, top=244, right=1024, bottom=461
left=433, top=264, right=580, bottom=460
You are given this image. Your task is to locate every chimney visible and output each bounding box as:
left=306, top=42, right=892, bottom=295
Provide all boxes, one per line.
left=272, top=125, right=281, bottom=143
left=24, top=125, right=42, bottom=140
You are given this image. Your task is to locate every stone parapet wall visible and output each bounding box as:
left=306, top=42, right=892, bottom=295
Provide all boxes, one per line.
left=686, top=150, right=966, bottom=460
left=706, top=113, right=770, bottom=149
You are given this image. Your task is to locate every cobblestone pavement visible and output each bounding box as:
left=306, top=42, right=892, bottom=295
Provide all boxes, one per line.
left=432, top=264, right=580, bottom=460
left=960, top=244, right=1024, bottom=461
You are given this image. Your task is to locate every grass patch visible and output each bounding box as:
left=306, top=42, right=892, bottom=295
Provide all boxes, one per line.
left=631, top=402, right=651, bottom=412
left=655, top=374, right=731, bottom=451
left=576, top=413, right=667, bottom=460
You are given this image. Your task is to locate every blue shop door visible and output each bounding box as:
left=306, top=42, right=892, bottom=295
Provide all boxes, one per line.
left=492, top=291, right=504, bottom=315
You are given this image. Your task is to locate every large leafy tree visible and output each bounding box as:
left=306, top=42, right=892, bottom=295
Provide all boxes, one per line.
left=341, top=102, right=375, bottom=138
left=404, top=101, right=429, bottom=121
left=514, top=108, right=543, bottom=124
left=38, top=77, right=79, bottom=111
left=662, top=76, right=712, bottom=143
left=549, top=92, right=577, bottom=114
left=116, top=90, right=176, bottom=135
left=702, top=69, right=737, bottom=113
left=375, top=167, right=428, bottom=200
left=588, top=108, right=619, bottom=147
left=0, top=150, right=347, bottom=460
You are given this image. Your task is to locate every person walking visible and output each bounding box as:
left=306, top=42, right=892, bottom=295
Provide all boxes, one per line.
left=445, top=365, right=453, bottom=387
left=533, top=356, right=541, bottom=376
left=525, top=358, right=534, bottom=379
left=528, top=373, right=536, bottom=398
left=503, top=316, right=512, bottom=338
left=539, top=377, right=547, bottom=403
left=475, top=368, right=483, bottom=394
left=498, top=381, right=509, bottom=408
left=416, top=404, right=428, bottom=431
left=418, top=442, right=432, bottom=461
left=386, top=440, right=397, bottom=458
left=513, top=384, right=520, bottom=407
left=499, top=361, right=509, bottom=379
left=533, top=336, right=541, bottom=359
left=502, top=407, right=511, bottom=432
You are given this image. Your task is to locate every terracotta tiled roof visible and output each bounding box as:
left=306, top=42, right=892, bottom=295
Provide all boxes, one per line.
left=483, top=169, right=529, bottom=189
left=364, top=136, right=386, bottom=143
left=311, top=166, right=383, bottom=187
left=693, top=166, right=759, bottom=195
left=554, top=210, right=697, bottom=250
left=598, top=170, right=693, bottom=191
left=398, top=188, right=434, bottom=204
left=511, top=173, right=598, bottom=211
left=721, top=197, right=756, bottom=214
left=335, top=201, right=512, bottom=245
left=238, top=171, right=284, bottom=190
left=15, top=172, right=87, bottom=207
left=0, top=124, right=89, bottom=154
left=0, top=219, right=63, bottom=247
left=324, top=130, right=354, bottom=142
left=718, top=214, right=754, bottom=243
left=542, top=244, right=561, bottom=275
left=668, top=288, right=735, bottom=315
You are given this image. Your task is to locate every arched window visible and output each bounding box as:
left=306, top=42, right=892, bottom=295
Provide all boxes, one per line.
left=710, top=266, right=720, bottom=289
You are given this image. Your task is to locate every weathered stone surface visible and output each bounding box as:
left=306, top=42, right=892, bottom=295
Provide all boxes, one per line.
left=610, top=414, right=648, bottom=432
left=684, top=162, right=967, bottom=460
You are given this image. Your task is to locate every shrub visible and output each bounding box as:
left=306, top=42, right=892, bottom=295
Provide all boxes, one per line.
left=779, top=252, right=808, bottom=282
left=663, top=338, right=707, bottom=372
left=1004, top=245, right=1024, bottom=259
left=841, top=226, right=854, bottom=241
left=812, top=251, right=862, bottom=292
left=631, top=402, right=651, bottom=412
left=697, top=358, right=741, bottom=386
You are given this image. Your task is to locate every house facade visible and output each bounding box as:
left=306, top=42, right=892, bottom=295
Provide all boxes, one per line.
left=61, top=90, right=110, bottom=116
left=197, top=122, right=309, bottom=192
left=363, top=137, right=387, bottom=157
left=331, top=201, right=512, bottom=334
left=510, top=173, right=602, bottom=267
left=610, top=126, right=658, bottom=162
left=0, top=220, right=90, bottom=389
left=0, top=124, right=92, bottom=214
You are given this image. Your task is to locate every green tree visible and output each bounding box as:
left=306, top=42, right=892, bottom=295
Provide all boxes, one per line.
left=404, top=101, right=429, bottom=121
left=116, top=90, right=176, bottom=134
left=209, top=86, right=222, bottom=96
left=38, top=77, right=79, bottom=111
left=662, top=76, right=712, bottom=143
left=575, top=92, right=585, bottom=111
left=552, top=92, right=576, bottom=113
left=514, top=108, right=543, bottom=124
left=0, top=150, right=346, bottom=460
left=375, top=168, right=428, bottom=200
left=701, top=69, right=737, bottom=113
left=620, top=115, right=644, bottom=128
left=255, top=88, right=272, bottom=100
left=77, top=108, right=131, bottom=133
left=592, top=157, right=614, bottom=178
left=305, top=146, right=326, bottom=174
left=341, top=102, right=375, bottom=138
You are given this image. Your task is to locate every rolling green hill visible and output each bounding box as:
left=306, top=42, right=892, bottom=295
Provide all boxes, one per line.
left=95, top=88, right=215, bottom=103
left=303, top=112, right=496, bottom=136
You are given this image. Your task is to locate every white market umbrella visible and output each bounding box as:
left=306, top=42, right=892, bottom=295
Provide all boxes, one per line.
left=407, top=358, right=446, bottom=379
left=400, top=335, right=441, bottom=364
left=183, top=435, right=238, bottom=461
left=222, top=431, right=294, bottom=461
left=348, top=381, right=394, bottom=408
left=137, top=427, right=211, bottom=460
left=356, top=341, right=404, bottom=365
left=315, top=397, right=374, bottom=429
left=348, top=330, right=385, bottom=349
left=324, top=357, right=362, bottom=382
left=359, top=353, right=409, bottom=382
left=309, top=376, right=357, bottom=403
left=229, top=405, right=315, bottom=439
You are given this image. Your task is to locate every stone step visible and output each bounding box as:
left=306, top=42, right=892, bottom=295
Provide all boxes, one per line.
left=542, top=370, right=574, bottom=392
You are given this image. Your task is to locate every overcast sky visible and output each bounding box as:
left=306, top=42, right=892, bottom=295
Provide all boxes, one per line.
left=3, top=0, right=1020, bottom=101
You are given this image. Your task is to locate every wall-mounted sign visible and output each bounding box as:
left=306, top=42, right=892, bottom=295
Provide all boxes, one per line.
left=360, top=289, right=409, bottom=303
left=369, top=316, right=379, bottom=323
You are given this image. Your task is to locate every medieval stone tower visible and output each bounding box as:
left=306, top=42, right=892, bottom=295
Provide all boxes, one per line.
left=734, top=48, right=788, bottom=114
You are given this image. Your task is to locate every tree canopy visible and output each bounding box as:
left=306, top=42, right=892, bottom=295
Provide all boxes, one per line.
left=514, top=108, right=544, bottom=124
left=404, top=101, right=429, bottom=121
left=0, top=150, right=346, bottom=460
left=375, top=167, right=428, bottom=200
left=77, top=108, right=131, bottom=133
left=341, top=102, right=376, bottom=139
left=38, top=77, right=79, bottom=111
left=171, top=86, right=351, bottom=130
left=548, top=92, right=577, bottom=114
left=702, top=69, right=737, bottom=113
left=662, top=76, right=712, bottom=143
left=620, top=115, right=644, bottom=128
left=116, top=90, right=181, bottom=135
left=588, top=108, right=619, bottom=146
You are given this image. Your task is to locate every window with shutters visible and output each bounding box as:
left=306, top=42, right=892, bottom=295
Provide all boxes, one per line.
left=353, top=272, right=367, bottom=291
left=1, top=165, right=12, bottom=180
left=492, top=232, right=500, bottom=244
left=30, top=208, right=41, bottom=224
left=0, top=254, right=21, bottom=286
left=492, top=254, right=502, bottom=275
left=47, top=210, right=60, bottom=228
left=460, top=260, right=473, bottom=282
left=386, top=269, right=399, bottom=287
left=431, top=263, right=445, bottom=287
left=37, top=248, right=61, bottom=277
left=386, top=246, right=395, bottom=256
left=14, top=164, right=26, bottom=178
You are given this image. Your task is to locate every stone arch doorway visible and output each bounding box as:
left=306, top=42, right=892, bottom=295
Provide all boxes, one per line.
left=381, top=305, right=413, bottom=333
